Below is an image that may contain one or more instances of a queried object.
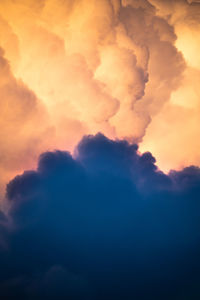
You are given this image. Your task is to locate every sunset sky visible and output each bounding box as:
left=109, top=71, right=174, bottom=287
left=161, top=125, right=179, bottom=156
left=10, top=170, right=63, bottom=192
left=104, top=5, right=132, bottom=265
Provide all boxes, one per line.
left=0, top=1, right=200, bottom=299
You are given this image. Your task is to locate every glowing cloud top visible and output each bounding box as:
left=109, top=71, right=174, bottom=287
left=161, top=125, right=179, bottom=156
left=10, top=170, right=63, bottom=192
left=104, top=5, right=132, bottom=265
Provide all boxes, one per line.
left=0, top=0, right=200, bottom=193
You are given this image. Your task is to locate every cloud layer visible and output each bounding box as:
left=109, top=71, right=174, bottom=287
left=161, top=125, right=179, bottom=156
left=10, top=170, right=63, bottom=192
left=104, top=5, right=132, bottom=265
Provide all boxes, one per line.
left=0, top=134, right=200, bottom=299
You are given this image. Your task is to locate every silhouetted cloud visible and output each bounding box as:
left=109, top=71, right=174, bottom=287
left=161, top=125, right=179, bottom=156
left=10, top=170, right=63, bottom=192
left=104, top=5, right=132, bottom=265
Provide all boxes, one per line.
left=0, top=134, right=199, bottom=299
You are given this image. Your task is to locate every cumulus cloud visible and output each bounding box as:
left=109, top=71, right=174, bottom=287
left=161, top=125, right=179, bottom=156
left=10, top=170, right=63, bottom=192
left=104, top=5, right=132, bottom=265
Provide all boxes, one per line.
left=0, top=134, right=199, bottom=299
left=0, top=0, right=199, bottom=297
left=0, top=0, right=199, bottom=179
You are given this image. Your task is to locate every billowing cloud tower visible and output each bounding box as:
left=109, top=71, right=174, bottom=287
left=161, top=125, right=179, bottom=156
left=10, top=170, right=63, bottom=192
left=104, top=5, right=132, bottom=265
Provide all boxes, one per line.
left=0, top=0, right=199, bottom=188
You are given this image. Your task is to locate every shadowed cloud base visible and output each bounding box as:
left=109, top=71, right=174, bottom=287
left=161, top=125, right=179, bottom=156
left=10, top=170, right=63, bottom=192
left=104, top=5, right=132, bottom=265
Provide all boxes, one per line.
left=0, top=134, right=200, bottom=299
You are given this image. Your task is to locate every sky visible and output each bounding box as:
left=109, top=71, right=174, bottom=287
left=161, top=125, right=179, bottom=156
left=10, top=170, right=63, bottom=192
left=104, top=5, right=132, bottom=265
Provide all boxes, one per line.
left=0, top=0, right=200, bottom=299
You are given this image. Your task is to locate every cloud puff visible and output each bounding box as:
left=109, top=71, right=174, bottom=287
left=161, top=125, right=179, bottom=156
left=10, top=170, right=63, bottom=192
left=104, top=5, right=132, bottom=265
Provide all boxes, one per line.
left=0, top=134, right=200, bottom=299
left=141, top=0, right=200, bottom=171
left=0, top=49, right=53, bottom=198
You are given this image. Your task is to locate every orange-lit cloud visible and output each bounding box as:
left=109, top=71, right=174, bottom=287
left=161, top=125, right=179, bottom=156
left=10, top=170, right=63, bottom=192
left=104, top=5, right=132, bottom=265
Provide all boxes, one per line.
left=0, top=0, right=199, bottom=194
left=141, top=0, right=200, bottom=171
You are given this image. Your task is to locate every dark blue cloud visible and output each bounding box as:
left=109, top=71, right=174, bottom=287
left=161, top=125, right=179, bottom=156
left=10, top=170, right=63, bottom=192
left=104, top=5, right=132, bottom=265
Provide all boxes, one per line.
left=0, top=133, right=200, bottom=299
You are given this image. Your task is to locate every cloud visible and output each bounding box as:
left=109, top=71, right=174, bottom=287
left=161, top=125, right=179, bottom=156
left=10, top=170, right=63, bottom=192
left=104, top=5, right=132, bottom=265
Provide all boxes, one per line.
left=0, top=0, right=198, bottom=178
left=139, top=0, right=200, bottom=171
left=0, top=49, right=53, bottom=198
left=0, top=134, right=200, bottom=299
